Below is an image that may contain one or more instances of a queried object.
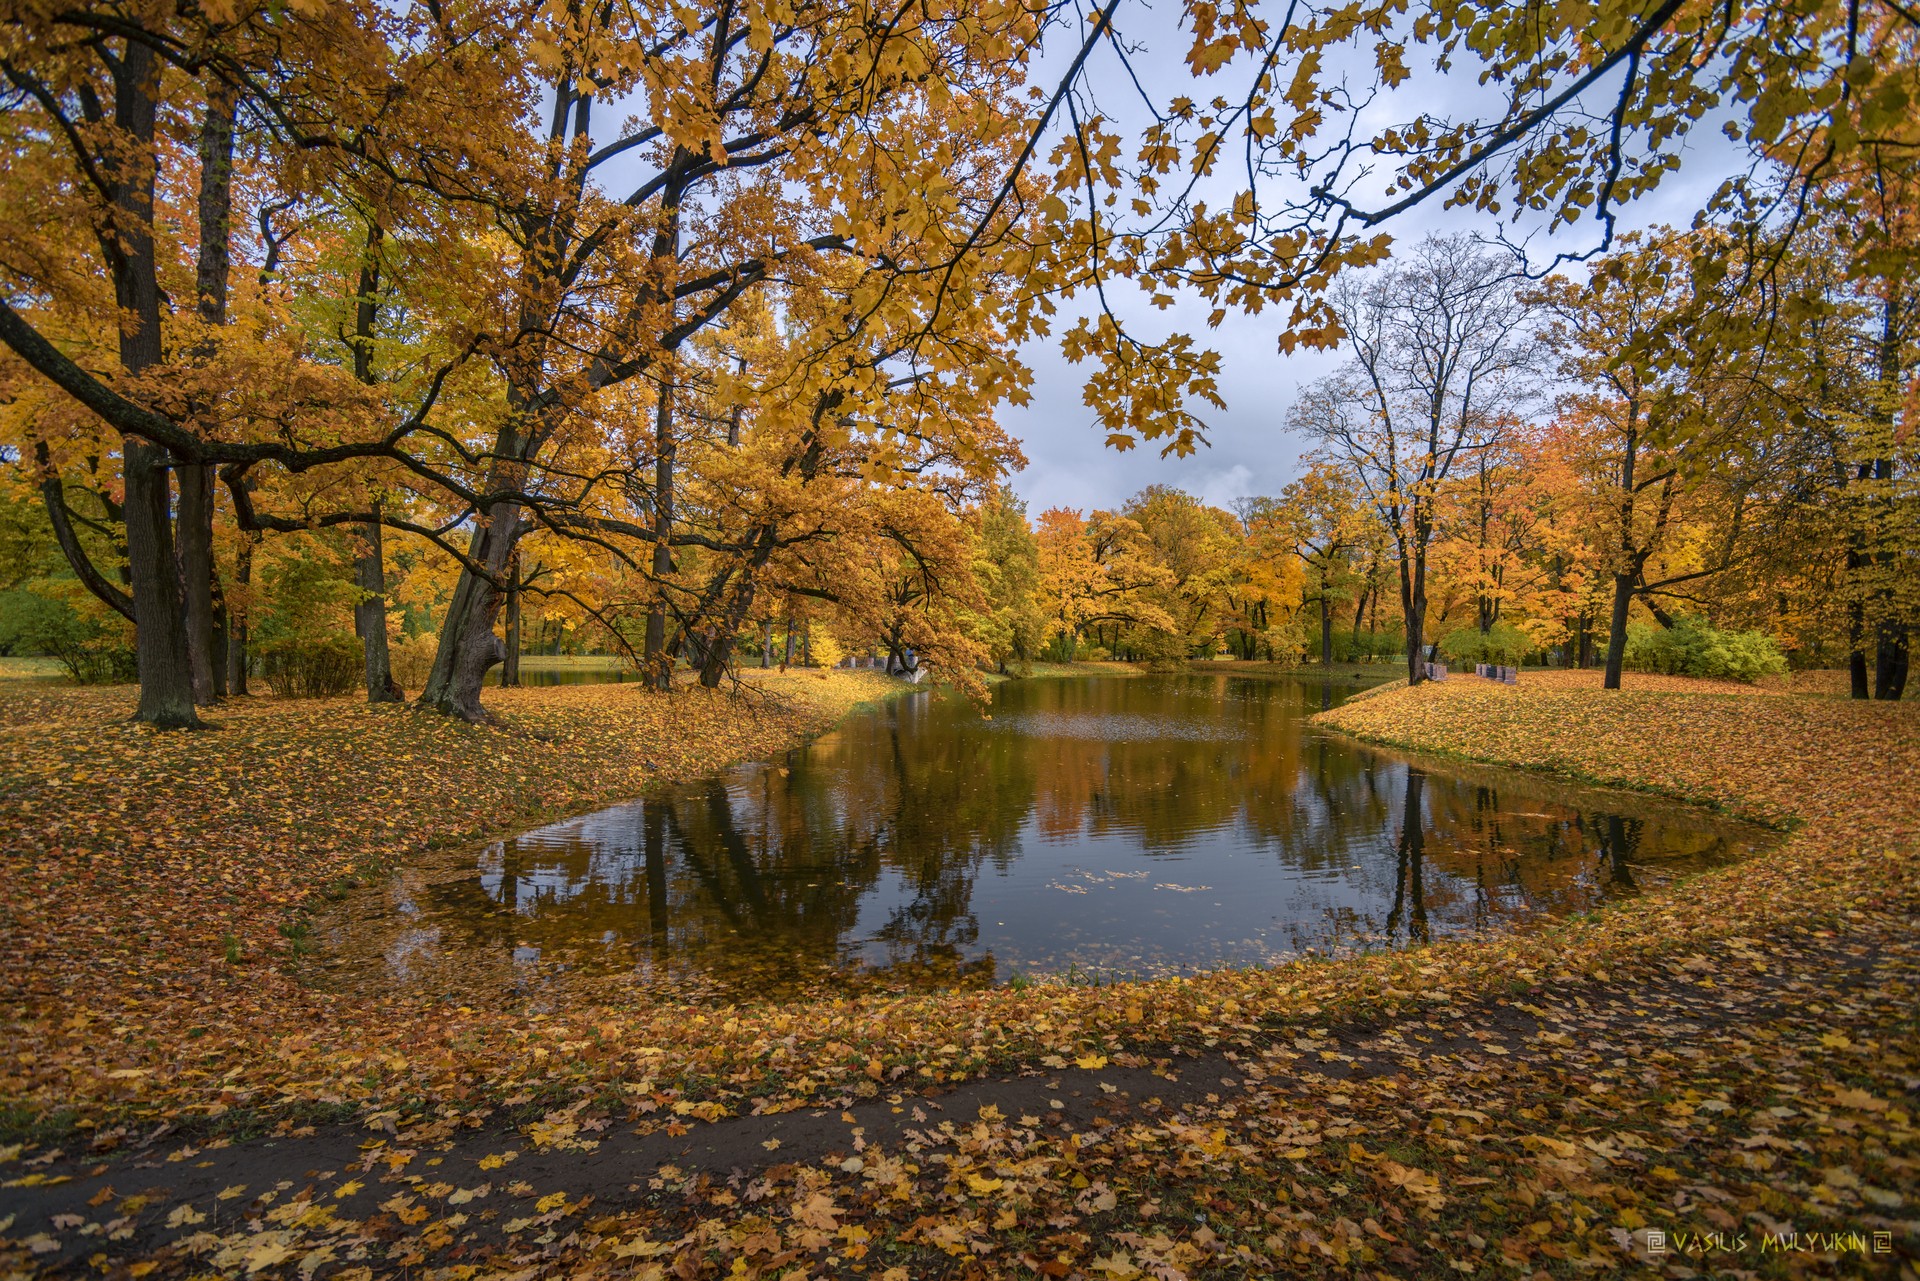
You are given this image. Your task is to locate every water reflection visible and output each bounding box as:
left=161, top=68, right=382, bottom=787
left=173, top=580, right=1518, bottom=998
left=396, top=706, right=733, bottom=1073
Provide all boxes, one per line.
left=325, top=675, right=1771, bottom=1001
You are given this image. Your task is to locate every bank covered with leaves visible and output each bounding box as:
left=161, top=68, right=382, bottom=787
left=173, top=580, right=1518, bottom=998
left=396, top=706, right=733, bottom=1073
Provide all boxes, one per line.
left=2, top=677, right=1916, bottom=1277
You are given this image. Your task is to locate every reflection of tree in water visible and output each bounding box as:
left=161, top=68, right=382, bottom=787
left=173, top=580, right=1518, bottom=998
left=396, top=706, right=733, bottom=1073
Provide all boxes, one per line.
left=1291, top=758, right=1741, bottom=955
left=400, top=675, right=1756, bottom=996
left=421, top=691, right=1041, bottom=997
left=1385, top=767, right=1431, bottom=945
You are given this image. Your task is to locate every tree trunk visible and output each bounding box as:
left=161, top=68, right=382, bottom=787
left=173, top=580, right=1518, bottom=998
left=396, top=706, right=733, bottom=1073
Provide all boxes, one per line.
left=35, top=445, right=134, bottom=621
left=644, top=380, right=676, bottom=691
left=502, top=554, right=522, bottom=689
left=419, top=511, right=515, bottom=721
left=1400, top=553, right=1425, bottom=685
left=124, top=441, right=197, bottom=727
left=176, top=79, right=237, bottom=708
left=1320, top=593, right=1333, bottom=666
left=346, top=226, right=399, bottom=703
left=176, top=465, right=219, bottom=705
left=1875, top=625, right=1909, bottom=701
left=1849, top=594, right=1872, bottom=699
left=1602, top=571, right=1634, bottom=690
left=106, top=43, right=197, bottom=727
left=227, top=529, right=253, bottom=695
left=354, top=507, right=401, bottom=702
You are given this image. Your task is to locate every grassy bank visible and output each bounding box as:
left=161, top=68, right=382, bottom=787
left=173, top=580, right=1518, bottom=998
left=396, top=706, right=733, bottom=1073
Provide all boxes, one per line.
left=2, top=674, right=1915, bottom=1277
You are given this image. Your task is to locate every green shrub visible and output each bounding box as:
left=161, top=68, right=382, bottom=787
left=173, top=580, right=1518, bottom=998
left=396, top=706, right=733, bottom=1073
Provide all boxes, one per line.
left=1437, top=621, right=1531, bottom=667
left=257, top=634, right=362, bottom=698
left=1351, top=627, right=1405, bottom=662
left=0, top=588, right=138, bottom=684
left=1623, top=616, right=1788, bottom=682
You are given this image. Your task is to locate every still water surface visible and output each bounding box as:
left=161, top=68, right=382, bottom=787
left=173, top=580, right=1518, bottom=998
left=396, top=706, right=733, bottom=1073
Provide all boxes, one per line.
left=325, top=675, right=1771, bottom=1001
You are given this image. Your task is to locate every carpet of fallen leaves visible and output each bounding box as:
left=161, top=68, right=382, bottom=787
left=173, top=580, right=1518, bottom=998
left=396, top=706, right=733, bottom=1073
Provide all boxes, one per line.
left=3, top=675, right=1917, bottom=1279
left=0, top=672, right=897, bottom=1124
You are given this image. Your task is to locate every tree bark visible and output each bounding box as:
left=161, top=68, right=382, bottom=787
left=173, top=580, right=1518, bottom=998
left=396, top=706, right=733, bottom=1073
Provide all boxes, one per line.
left=227, top=528, right=253, bottom=695
left=177, top=78, right=237, bottom=707
left=106, top=42, right=197, bottom=727
left=1876, top=624, right=1909, bottom=701
left=644, top=379, right=676, bottom=690
left=1602, top=410, right=1644, bottom=691
left=348, top=224, right=399, bottom=703
left=1602, top=570, right=1635, bottom=691
left=1400, top=550, right=1427, bottom=685
left=502, top=554, right=522, bottom=688
left=354, top=505, right=401, bottom=701
left=419, top=511, right=515, bottom=720
left=176, top=466, right=219, bottom=704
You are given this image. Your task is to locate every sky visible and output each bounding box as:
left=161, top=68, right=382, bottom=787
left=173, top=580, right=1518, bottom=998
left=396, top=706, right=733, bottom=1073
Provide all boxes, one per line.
left=996, top=5, right=1752, bottom=517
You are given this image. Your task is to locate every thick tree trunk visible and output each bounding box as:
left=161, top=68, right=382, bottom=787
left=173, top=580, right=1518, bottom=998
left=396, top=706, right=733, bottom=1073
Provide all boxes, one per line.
left=106, top=43, right=197, bottom=727
left=419, top=512, right=515, bottom=721
left=1320, top=593, right=1333, bottom=666
left=176, top=80, right=236, bottom=708
left=124, top=441, right=196, bottom=726
left=354, top=508, right=401, bottom=702
left=1876, top=626, right=1909, bottom=701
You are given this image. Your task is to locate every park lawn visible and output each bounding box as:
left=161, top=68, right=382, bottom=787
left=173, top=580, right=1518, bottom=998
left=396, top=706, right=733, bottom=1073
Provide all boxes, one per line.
left=0, top=672, right=1916, bottom=1277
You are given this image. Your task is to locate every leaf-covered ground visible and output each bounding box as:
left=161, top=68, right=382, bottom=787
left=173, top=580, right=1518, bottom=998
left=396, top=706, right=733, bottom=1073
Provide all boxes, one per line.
left=0, top=672, right=899, bottom=1129
left=2, top=675, right=1916, bottom=1278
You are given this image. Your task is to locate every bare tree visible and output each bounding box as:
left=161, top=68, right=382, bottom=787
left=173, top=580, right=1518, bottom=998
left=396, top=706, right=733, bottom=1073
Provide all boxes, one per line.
left=1290, top=236, right=1537, bottom=685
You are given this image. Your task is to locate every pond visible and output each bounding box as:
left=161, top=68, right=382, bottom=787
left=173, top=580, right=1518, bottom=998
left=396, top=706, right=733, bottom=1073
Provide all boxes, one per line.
left=320, top=674, right=1774, bottom=1003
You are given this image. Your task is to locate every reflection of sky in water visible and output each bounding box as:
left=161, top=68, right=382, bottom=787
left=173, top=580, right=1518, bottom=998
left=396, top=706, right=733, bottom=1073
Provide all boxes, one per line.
left=328, top=675, right=1775, bottom=999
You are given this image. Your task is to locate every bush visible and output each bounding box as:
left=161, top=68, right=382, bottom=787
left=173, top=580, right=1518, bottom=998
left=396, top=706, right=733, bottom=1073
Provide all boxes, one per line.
left=0, top=588, right=138, bottom=684
left=1623, top=616, right=1788, bottom=682
left=389, top=633, right=440, bottom=689
left=807, top=628, right=845, bottom=669
left=1438, top=621, right=1531, bottom=668
left=257, top=634, right=362, bottom=698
